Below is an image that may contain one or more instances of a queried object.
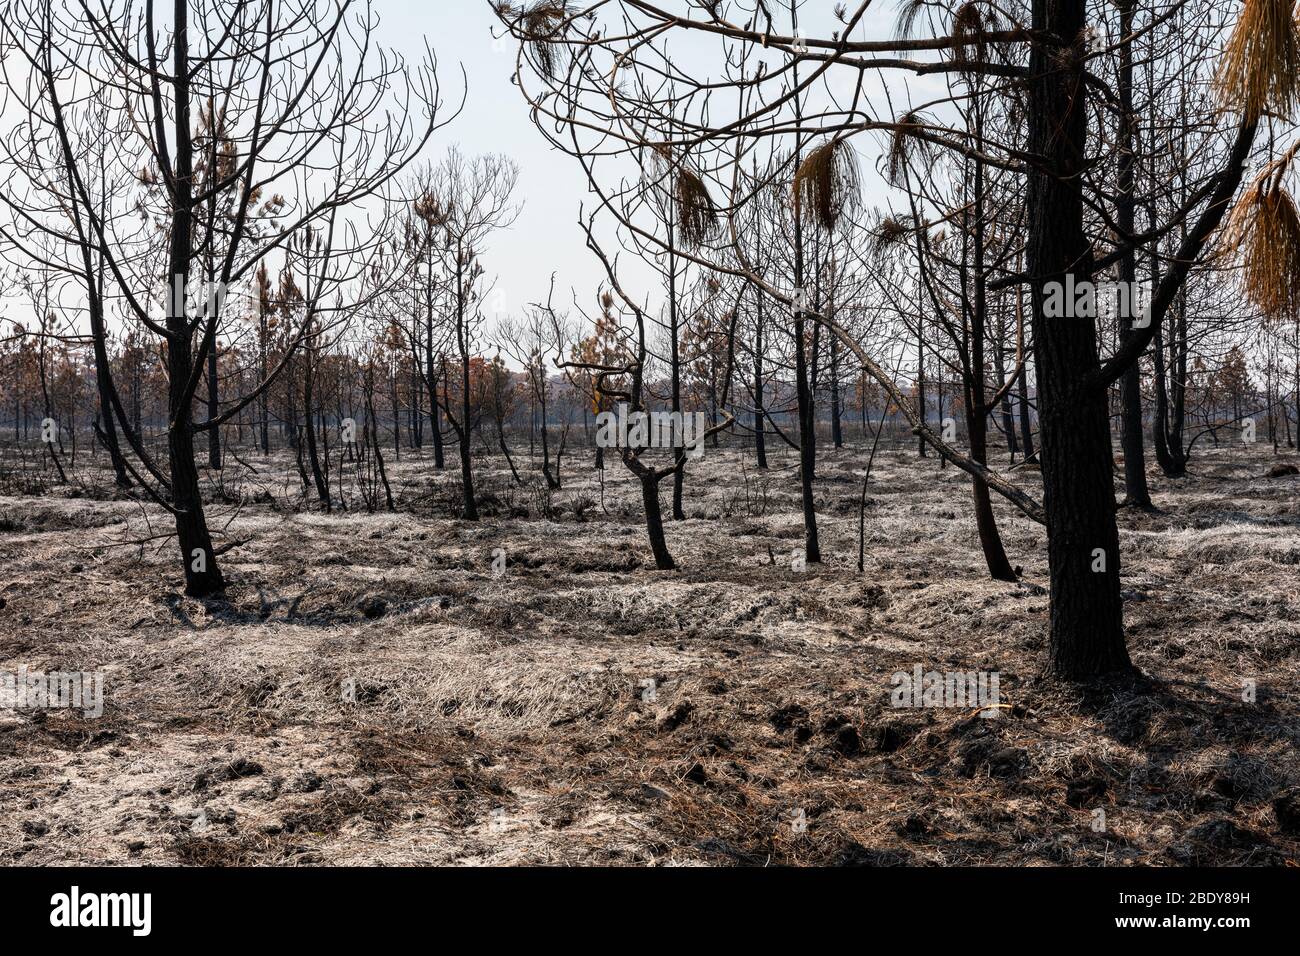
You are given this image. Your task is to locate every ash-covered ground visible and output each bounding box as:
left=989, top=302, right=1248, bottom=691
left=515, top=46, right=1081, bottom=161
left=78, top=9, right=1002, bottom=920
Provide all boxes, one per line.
left=1, top=436, right=1298, bottom=865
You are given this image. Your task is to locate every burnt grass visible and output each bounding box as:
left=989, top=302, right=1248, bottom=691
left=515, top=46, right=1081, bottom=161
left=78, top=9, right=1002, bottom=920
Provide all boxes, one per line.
left=1, top=436, right=1298, bottom=866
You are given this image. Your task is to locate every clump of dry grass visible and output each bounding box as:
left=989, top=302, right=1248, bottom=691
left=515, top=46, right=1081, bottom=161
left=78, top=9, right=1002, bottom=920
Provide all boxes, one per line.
left=1215, top=0, right=1300, bottom=118
left=793, top=138, right=860, bottom=231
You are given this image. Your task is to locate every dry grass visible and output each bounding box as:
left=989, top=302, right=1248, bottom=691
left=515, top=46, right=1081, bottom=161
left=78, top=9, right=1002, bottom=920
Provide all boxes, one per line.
left=1, top=436, right=1298, bottom=865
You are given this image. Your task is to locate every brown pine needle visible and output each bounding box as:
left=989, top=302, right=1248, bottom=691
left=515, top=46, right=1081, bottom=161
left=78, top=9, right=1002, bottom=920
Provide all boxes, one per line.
left=793, top=138, right=861, bottom=231
left=1215, top=0, right=1300, bottom=118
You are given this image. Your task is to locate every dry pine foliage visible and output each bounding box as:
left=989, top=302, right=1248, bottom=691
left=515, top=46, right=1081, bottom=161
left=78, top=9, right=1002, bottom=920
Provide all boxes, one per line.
left=793, top=138, right=861, bottom=231
left=1221, top=155, right=1300, bottom=320
left=496, top=1, right=570, bottom=79
left=675, top=166, right=719, bottom=247
left=1215, top=0, right=1300, bottom=117
left=651, top=143, right=719, bottom=248
left=887, top=109, right=928, bottom=187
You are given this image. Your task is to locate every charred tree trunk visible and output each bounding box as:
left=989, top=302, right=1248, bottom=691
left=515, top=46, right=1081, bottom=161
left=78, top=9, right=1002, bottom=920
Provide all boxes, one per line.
left=365, top=371, right=394, bottom=512
left=994, top=317, right=1018, bottom=461
left=89, top=295, right=131, bottom=489
left=258, top=323, right=270, bottom=455
left=206, top=337, right=222, bottom=470
left=916, top=320, right=927, bottom=457
left=427, top=366, right=443, bottom=469
left=1151, top=315, right=1178, bottom=475
left=830, top=334, right=843, bottom=449
left=791, top=40, right=820, bottom=564
left=303, top=343, right=331, bottom=512
left=968, top=404, right=1016, bottom=581
left=639, top=469, right=674, bottom=570
left=1027, top=0, right=1130, bottom=679
left=753, top=258, right=768, bottom=470
left=669, top=245, right=686, bottom=521
left=431, top=355, right=445, bottom=469
left=1116, top=0, right=1151, bottom=508
left=167, top=1, right=224, bottom=598
left=794, top=312, right=820, bottom=564
left=968, top=148, right=1016, bottom=582
left=455, top=250, right=478, bottom=521
left=1018, top=359, right=1036, bottom=461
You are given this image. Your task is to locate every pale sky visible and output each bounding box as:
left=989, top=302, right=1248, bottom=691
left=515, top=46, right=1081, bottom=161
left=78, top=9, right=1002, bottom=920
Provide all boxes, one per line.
left=375, top=2, right=607, bottom=324
left=0, top=1, right=949, bottom=338
left=374, top=1, right=949, bottom=329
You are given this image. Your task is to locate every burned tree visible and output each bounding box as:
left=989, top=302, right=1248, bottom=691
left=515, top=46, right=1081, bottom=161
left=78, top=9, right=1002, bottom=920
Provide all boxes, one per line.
left=0, top=0, right=449, bottom=594
left=497, top=0, right=1279, bottom=680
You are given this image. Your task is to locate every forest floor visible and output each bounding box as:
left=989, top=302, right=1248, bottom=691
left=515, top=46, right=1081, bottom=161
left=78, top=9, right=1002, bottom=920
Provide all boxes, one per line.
left=1, top=434, right=1299, bottom=866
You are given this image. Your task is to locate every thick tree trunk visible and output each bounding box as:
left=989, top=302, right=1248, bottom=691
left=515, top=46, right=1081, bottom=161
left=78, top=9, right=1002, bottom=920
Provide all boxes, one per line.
left=169, top=370, right=224, bottom=598
left=1027, top=0, right=1130, bottom=679
left=790, top=22, right=819, bottom=560
left=808, top=321, right=821, bottom=477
